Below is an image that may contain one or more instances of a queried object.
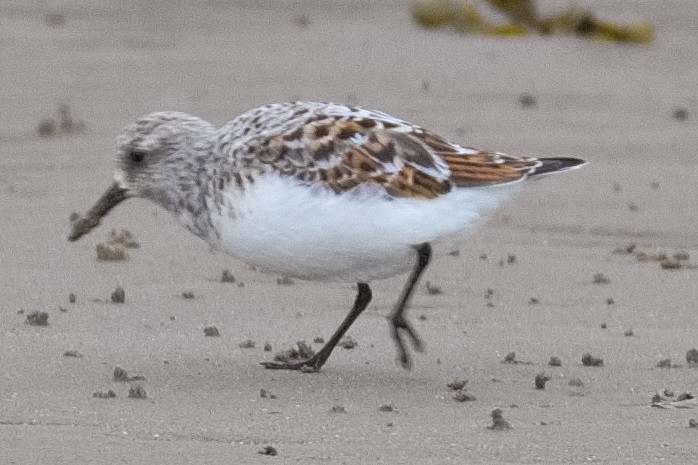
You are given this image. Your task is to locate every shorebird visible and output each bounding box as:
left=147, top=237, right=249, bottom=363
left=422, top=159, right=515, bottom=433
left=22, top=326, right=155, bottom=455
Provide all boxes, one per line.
left=69, top=101, right=585, bottom=371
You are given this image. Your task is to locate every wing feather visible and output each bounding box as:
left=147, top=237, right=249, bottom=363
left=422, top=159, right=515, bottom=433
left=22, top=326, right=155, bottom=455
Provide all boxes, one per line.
left=241, top=106, right=543, bottom=199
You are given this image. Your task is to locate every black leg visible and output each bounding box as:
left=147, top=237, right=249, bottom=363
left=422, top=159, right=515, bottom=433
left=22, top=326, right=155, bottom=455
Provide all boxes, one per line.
left=390, top=243, right=432, bottom=369
left=262, top=283, right=372, bottom=372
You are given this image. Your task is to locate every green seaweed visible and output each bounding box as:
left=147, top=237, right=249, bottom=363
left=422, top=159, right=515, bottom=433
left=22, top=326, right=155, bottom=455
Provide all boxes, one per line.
left=412, top=1, right=654, bottom=45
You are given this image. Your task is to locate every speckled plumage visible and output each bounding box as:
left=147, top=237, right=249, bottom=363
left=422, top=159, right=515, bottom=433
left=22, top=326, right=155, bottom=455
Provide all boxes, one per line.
left=70, top=101, right=586, bottom=370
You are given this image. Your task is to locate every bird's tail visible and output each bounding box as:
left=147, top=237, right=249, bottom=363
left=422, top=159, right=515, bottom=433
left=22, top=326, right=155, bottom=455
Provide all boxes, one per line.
left=530, top=157, right=587, bottom=177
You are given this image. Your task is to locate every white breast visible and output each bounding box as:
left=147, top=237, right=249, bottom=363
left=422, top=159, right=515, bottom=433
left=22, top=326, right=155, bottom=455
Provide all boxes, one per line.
left=205, top=174, right=519, bottom=283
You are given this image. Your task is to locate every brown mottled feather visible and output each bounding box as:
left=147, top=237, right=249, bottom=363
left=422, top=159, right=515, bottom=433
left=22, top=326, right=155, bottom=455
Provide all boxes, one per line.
left=245, top=114, right=542, bottom=199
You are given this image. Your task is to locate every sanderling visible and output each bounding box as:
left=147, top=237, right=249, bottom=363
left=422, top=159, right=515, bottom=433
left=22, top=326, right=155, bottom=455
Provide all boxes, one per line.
left=69, top=101, right=586, bottom=371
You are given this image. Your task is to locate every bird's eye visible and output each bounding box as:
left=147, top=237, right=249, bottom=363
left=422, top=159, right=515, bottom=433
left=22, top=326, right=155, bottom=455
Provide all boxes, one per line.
left=129, top=150, right=146, bottom=163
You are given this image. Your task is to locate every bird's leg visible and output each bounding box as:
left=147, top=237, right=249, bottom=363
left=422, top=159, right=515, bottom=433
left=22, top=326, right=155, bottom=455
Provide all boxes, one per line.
left=390, top=243, right=432, bottom=369
left=262, top=283, right=372, bottom=372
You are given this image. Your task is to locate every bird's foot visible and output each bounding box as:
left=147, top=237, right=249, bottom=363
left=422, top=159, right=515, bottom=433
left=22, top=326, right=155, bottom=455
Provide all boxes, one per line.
left=260, top=355, right=324, bottom=373
left=390, top=314, right=424, bottom=369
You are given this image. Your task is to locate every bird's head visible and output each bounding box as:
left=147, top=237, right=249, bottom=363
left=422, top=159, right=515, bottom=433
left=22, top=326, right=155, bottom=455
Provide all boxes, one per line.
left=68, top=111, right=215, bottom=241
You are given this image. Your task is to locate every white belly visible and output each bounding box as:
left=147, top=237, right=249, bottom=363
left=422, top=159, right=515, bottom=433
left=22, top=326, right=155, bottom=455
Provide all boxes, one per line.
left=205, top=174, right=518, bottom=282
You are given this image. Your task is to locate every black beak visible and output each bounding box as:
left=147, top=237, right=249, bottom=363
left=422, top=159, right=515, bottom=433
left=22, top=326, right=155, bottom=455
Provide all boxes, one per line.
left=68, top=182, right=129, bottom=241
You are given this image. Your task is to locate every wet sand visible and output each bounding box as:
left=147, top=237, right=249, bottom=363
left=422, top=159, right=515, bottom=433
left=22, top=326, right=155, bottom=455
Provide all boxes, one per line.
left=1, top=1, right=697, bottom=463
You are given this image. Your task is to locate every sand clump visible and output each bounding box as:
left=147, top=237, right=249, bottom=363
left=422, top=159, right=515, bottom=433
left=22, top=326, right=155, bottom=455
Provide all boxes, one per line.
left=258, top=446, right=277, bottom=456
left=582, top=353, right=604, bottom=367
left=487, top=408, right=512, bottom=430
left=425, top=281, right=443, bottom=295
left=25, top=311, right=49, bottom=326
left=95, top=242, right=127, bottom=261
left=109, top=229, right=139, bottom=248
left=535, top=373, right=551, bottom=389
left=447, top=378, right=476, bottom=402
left=592, top=273, right=611, bottom=284
left=338, top=335, right=358, bottom=349
left=686, top=348, right=698, bottom=365
left=128, top=384, right=147, bottom=399
left=613, top=244, right=696, bottom=270
left=519, top=93, right=537, bottom=108
left=204, top=326, right=220, bottom=337
left=90, top=229, right=139, bottom=261
left=63, top=350, right=83, bottom=358
left=92, top=390, right=116, bottom=399
left=453, top=391, right=477, bottom=402
left=111, top=286, right=125, bottom=304
left=656, top=359, right=679, bottom=369
left=239, top=339, right=256, bottom=349
left=548, top=356, right=562, bottom=367
left=501, top=352, right=531, bottom=365
left=113, top=366, right=145, bottom=382
left=447, top=379, right=468, bottom=391
left=220, top=270, right=236, bottom=283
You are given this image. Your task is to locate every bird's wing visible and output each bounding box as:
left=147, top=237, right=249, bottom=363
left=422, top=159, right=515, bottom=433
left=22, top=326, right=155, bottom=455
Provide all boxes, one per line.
left=242, top=108, right=542, bottom=199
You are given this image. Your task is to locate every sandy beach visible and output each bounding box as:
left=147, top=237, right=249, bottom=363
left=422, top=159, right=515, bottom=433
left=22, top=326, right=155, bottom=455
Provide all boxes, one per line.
left=1, top=1, right=697, bottom=463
